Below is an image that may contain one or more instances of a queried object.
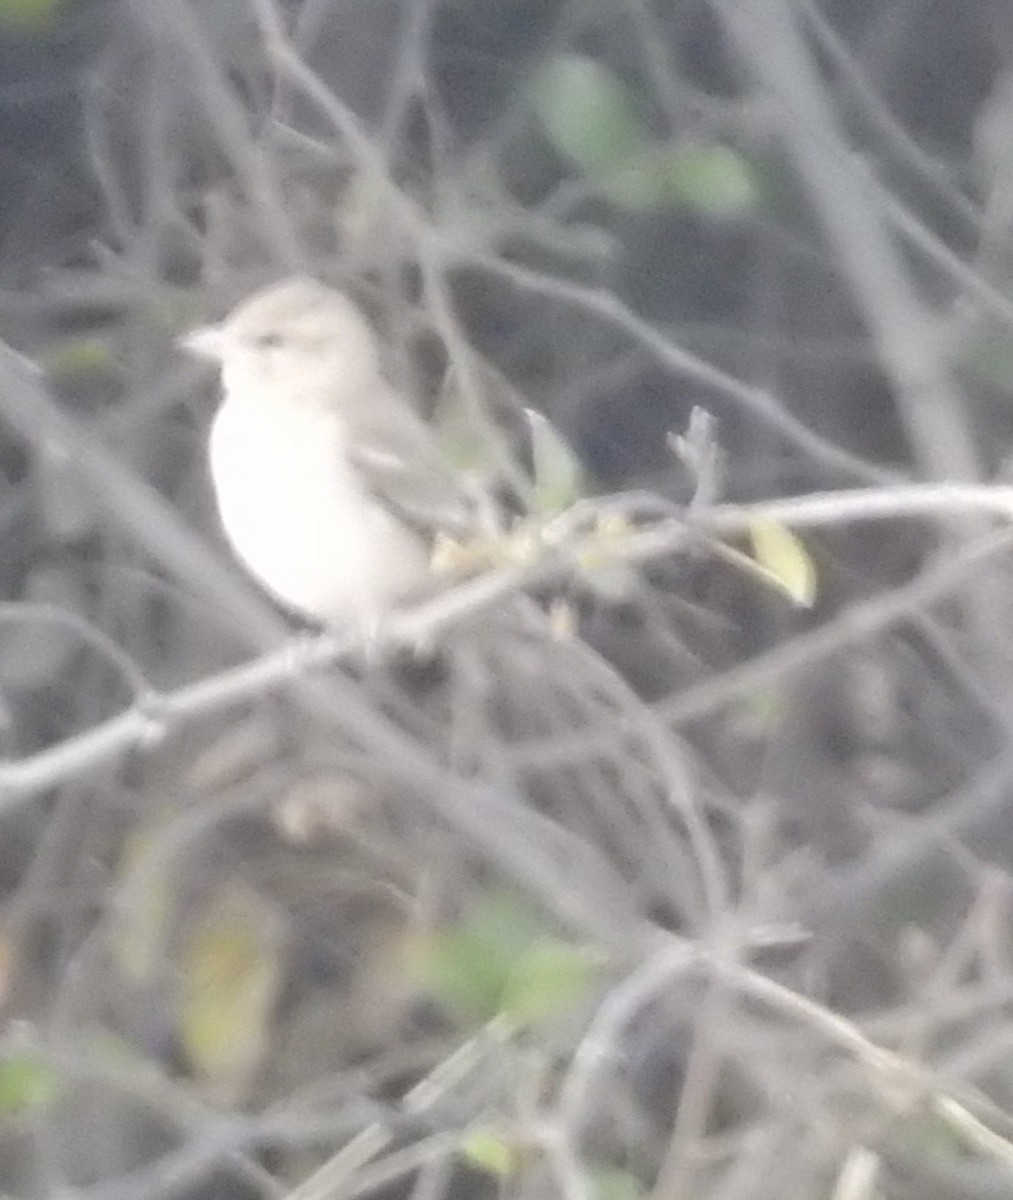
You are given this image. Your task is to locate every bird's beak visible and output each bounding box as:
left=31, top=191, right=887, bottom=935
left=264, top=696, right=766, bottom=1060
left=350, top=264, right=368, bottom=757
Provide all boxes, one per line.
left=179, top=324, right=227, bottom=361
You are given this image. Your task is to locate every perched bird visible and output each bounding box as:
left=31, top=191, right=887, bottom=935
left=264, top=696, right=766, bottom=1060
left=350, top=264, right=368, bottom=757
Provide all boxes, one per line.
left=182, top=277, right=470, bottom=633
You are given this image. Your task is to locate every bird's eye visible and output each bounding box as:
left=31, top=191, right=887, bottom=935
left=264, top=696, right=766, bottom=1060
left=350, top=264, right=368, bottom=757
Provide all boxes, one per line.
left=253, top=331, right=284, bottom=349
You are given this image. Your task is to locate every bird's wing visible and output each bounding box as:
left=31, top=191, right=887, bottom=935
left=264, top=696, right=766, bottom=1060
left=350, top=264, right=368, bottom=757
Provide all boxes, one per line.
left=347, top=409, right=475, bottom=538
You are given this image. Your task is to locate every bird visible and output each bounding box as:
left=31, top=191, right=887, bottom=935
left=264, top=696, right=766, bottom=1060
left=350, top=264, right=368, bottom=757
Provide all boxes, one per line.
left=182, top=276, right=472, bottom=634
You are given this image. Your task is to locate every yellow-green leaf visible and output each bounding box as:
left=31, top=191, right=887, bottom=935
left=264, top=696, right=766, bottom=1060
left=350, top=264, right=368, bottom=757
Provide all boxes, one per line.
left=502, top=938, right=598, bottom=1027
left=178, top=887, right=283, bottom=1098
left=39, top=337, right=121, bottom=384
left=0, top=1054, right=59, bottom=1114
left=661, top=145, right=761, bottom=217
left=415, top=893, right=545, bottom=1024
left=417, top=893, right=599, bottom=1030
left=748, top=518, right=817, bottom=607
left=460, top=1128, right=521, bottom=1177
left=532, top=54, right=648, bottom=179
left=527, top=408, right=586, bottom=514
left=415, top=929, right=503, bottom=1025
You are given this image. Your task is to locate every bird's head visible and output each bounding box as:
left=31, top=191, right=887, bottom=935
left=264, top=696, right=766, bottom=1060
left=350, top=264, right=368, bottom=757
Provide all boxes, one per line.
left=183, top=276, right=384, bottom=412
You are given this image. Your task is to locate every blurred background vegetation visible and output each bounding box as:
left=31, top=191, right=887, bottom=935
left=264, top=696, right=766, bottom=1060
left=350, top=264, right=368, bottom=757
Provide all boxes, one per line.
left=1, top=1, right=1013, bottom=1198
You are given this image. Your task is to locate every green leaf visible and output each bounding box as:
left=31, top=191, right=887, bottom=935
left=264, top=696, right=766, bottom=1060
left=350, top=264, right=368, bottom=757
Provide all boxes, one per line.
left=661, top=145, right=761, bottom=217
left=532, top=54, right=648, bottom=179
left=178, top=887, right=283, bottom=1098
left=417, top=893, right=599, bottom=1029
left=416, top=930, right=505, bottom=1025
left=415, top=893, right=545, bottom=1024
left=39, top=337, right=121, bottom=384
left=502, top=938, right=598, bottom=1026
left=460, top=1128, right=522, bottom=1177
left=527, top=408, right=586, bottom=513
left=0, top=0, right=65, bottom=31
left=0, top=1054, right=59, bottom=1115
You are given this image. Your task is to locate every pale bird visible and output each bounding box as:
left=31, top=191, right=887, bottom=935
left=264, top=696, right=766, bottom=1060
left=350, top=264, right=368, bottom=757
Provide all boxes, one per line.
left=183, top=276, right=470, bottom=632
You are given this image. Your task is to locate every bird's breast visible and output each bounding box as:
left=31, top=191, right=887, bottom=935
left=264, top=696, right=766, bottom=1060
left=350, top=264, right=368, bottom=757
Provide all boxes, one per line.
left=208, top=397, right=430, bottom=625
